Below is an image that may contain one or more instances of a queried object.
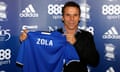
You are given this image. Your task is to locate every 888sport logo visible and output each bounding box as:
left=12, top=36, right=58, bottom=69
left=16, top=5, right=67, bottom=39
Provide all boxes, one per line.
left=0, top=49, right=11, bottom=60
left=48, top=4, right=64, bottom=15
left=102, top=4, right=120, bottom=15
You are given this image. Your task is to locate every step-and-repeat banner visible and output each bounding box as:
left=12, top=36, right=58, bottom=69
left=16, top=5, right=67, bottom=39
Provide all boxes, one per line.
left=0, top=0, right=120, bottom=72
left=87, top=0, right=120, bottom=72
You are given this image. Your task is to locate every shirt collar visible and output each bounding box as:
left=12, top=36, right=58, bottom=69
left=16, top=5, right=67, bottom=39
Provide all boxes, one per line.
left=63, top=27, right=81, bottom=34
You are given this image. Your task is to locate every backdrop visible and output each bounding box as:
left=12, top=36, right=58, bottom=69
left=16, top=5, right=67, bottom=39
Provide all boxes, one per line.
left=0, top=0, right=120, bottom=72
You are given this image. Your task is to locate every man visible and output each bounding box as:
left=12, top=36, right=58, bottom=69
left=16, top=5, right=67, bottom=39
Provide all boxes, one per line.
left=58, top=1, right=99, bottom=72
left=20, top=1, right=99, bottom=72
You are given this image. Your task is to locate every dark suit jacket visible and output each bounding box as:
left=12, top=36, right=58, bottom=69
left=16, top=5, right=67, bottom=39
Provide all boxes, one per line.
left=57, top=28, right=100, bottom=72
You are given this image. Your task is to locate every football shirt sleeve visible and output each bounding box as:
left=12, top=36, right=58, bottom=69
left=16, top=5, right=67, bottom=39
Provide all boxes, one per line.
left=16, top=38, right=30, bottom=66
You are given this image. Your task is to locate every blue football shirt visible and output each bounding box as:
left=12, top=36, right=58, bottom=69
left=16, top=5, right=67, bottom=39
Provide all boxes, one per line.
left=16, top=31, right=80, bottom=72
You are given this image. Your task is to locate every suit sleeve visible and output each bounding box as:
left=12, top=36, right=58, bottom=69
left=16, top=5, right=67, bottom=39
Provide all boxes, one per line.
left=74, top=31, right=99, bottom=67
left=86, top=33, right=99, bottom=67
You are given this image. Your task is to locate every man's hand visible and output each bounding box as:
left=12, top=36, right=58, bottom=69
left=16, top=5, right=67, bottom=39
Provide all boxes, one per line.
left=64, top=33, right=76, bottom=44
left=19, top=29, right=28, bottom=42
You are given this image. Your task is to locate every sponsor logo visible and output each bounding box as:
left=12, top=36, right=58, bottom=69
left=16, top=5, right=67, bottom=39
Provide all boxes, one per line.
left=105, top=43, right=115, bottom=61
left=19, top=4, right=39, bottom=17
left=102, top=5, right=120, bottom=15
left=48, top=26, right=58, bottom=32
left=48, top=3, right=90, bottom=21
left=0, top=1, right=7, bottom=21
left=0, top=49, right=11, bottom=66
left=48, top=4, right=64, bottom=19
left=0, top=26, right=11, bottom=41
left=21, top=25, right=38, bottom=32
left=102, top=26, right=120, bottom=39
left=78, top=26, right=94, bottom=35
left=80, top=3, right=90, bottom=22
left=48, top=4, right=63, bottom=15
left=102, top=4, right=120, bottom=20
left=0, top=49, right=11, bottom=60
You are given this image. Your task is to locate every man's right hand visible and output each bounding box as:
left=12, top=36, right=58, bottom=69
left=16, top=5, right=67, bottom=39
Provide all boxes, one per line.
left=19, top=29, right=28, bottom=42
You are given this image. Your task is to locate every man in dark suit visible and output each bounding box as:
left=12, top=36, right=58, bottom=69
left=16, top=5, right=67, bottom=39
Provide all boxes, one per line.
left=20, top=1, right=99, bottom=72
left=60, top=1, right=99, bottom=72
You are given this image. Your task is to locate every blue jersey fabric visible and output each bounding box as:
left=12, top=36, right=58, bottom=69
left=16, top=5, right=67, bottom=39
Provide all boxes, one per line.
left=16, top=31, right=80, bottom=72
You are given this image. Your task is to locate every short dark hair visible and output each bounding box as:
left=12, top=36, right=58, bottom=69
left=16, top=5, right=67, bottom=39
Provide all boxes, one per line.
left=62, top=1, right=81, bottom=16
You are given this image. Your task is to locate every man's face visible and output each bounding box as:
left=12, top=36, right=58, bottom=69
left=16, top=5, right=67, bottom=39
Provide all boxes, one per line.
left=62, top=6, right=80, bottom=30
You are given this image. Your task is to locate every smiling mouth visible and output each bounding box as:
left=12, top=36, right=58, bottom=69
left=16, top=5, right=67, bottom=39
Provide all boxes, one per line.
left=69, top=23, right=74, bottom=25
